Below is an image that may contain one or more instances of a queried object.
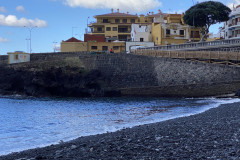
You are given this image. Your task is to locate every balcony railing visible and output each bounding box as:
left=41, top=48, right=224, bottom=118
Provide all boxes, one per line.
left=118, top=30, right=131, bottom=33
left=92, top=30, right=105, bottom=33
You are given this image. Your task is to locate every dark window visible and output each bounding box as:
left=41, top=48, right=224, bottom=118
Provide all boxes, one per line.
left=122, top=19, right=127, bottom=23
left=97, top=27, right=102, bottom=31
left=15, top=55, right=19, bottom=60
left=91, top=46, right=97, bottom=50
left=166, top=29, right=170, bottom=35
left=131, top=19, right=135, bottom=23
left=113, top=46, right=119, bottom=50
left=140, top=38, right=144, bottom=42
left=113, top=27, right=117, bottom=31
left=115, top=19, right=120, bottom=23
left=180, top=30, right=184, bottom=35
left=191, top=31, right=200, bottom=38
left=102, top=46, right=108, bottom=51
left=103, top=19, right=109, bottom=23
left=106, top=27, right=111, bottom=31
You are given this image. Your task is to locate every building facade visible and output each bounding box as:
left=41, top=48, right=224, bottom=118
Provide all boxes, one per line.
left=223, top=5, right=240, bottom=39
left=131, top=24, right=152, bottom=42
left=8, top=51, right=30, bottom=64
left=61, top=37, right=125, bottom=53
left=152, top=13, right=201, bottom=45
left=89, top=9, right=201, bottom=45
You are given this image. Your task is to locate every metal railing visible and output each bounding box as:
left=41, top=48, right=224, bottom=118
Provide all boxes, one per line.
left=138, top=38, right=240, bottom=51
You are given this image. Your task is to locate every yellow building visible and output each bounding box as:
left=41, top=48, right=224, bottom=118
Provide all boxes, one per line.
left=151, top=12, right=202, bottom=45
left=89, top=9, right=202, bottom=45
left=61, top=37, right=87, bottom=52
left=61, top=37, right=125, bottom=53
left=89, top=9, right=140, bottom=41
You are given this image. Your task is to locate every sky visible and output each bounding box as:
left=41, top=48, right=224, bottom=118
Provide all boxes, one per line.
left=0, top=0, right=239, bottom=55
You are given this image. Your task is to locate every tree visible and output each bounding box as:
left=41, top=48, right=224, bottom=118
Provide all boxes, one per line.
left=183, top=1, right=231, bottom=41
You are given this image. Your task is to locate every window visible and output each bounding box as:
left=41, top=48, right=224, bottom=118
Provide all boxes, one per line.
left=103, top=19, right=109, bottom=23
left=166, top=29, right=170, bottom=35
left=191, top=31, right=200, bottom=38
left=122, top=19, right=127, bottom=23
left=180, top=30, right=184, bottom=36
left=115, top=19, right=120, bottom=23
left=15, top=54, right=19, bottom=60
left=113, top=27, right=117, bottom=31
left=131, top=19, right=135, bottom=23
left=102, top=46, right=108, bottom=51
left=113, top=46, right=119, bottom=50
left=97, top=27, right=102, bottom=32
left=106, top=27, right=111, bottom=31
left=140, top=38, right=144, bottom=42
left=91, top=46, right=97, bottom=50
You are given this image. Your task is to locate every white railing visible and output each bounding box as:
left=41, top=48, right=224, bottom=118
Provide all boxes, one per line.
left=138, top=38, right=240, bottom=51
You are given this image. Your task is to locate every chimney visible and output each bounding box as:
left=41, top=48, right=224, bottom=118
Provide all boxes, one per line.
left=117, top=9, right=119, bottom=13
left=111, top=8, right=114, bottom=13
left=152, top=12, right=154, bottom=15
left=158, top=9, right=162, bottom=14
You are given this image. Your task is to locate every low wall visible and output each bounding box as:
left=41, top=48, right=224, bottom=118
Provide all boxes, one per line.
left=120, top=81, right=240, bottom=97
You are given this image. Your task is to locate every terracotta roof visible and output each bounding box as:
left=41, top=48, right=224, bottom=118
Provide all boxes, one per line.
left=64, top=37, right=83, bottom=42
left=95, top=12, right=138, bottom=17
left=84, top=34, right=105, bottom=42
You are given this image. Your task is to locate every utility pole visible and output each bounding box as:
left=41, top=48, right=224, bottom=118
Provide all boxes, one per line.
left=192, top=0, right=195, bottom=43
left=87, top=17, right=89, bottom=52
left=53, top=41, right=57, bottom=52
left=72, top=27, right=79, bottom=37
left=24, top=26, right=37, bottom=54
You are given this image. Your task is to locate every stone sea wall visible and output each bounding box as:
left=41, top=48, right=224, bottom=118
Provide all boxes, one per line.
left=2, top=52, right=240, bottom=97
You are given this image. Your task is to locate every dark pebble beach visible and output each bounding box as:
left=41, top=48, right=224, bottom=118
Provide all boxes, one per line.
left=1, top=102, right=240, bottom=160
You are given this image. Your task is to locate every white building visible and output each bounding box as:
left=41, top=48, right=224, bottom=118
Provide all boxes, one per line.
left=224, top=5, right=240, bottom=39
left=8, top=51, right=30, bottom=64
left=131, top=24, right=152, bottom=42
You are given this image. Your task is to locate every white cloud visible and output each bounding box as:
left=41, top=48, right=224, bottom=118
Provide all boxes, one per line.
left=64, top=0, right=162, bottom=12
left=0, top=7, right=7, bottom=13
left=16, top=6, right=26, bottom=12
left=0, top=37, right=9, bottom=42
left=0, top=14, right=47, bottom=27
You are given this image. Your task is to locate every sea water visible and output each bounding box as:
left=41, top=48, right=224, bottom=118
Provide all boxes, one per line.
left=0, top=96, right=239, bottom=155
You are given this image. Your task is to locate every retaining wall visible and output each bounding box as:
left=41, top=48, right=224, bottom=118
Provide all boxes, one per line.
left=4, top=52, right=240, bottom=97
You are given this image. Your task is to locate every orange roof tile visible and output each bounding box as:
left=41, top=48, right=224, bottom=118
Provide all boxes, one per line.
left=64, top=37, right=83, bottom=42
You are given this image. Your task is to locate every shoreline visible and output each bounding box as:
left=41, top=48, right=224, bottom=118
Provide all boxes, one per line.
left=1, top=101, right=240, bottom=159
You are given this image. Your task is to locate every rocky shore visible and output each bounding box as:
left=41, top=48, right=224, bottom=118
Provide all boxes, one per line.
left=1, top=102, right=240, bottom=160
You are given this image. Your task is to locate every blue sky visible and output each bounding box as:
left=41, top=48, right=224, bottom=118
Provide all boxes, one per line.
left=0, top=0, right=238, bottom=54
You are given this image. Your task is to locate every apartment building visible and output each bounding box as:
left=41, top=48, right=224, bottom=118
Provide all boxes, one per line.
left=223, top=5, right=240, bottom=39
left=88, top=9, right=139, bottom=42
left=152, top=12, right=201, bottom=45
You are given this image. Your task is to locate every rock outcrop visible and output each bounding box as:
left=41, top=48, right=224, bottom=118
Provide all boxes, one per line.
left=0, top=59, right=117, bottom=97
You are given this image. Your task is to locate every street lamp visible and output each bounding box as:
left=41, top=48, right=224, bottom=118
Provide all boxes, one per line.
left=191, top=0, right=195, bottom=42
left=72, top=27, right=80, bottom=37
left=25, top=38, right=30, bottom=53
left=53, top=41, right=57, bottom=52
left=87, top=17, right=90, bottom=52
left=24, top=26, right=37, bottom=53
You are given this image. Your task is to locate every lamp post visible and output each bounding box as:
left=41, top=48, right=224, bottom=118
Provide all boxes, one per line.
left=53, top=41, right=57, bottom=52
left=192, top=0, right=195, bottom=43
left=24, top=26, right=37, bottom=53
left=87, top=17, right=90, bottom=52
left=25, top=38, right=30, bottom=53
left=72, top=27, right=80, bottom=37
